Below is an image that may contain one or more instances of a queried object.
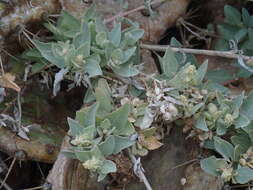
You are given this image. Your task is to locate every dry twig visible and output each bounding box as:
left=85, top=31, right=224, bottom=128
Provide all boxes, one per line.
left=140, top=43, right=253, bottom=62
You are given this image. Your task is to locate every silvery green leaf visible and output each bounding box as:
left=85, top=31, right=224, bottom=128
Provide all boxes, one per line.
left=242, top=124, right=253, bottom=142
left=196, top=115, right=209, bottom=132
left=139, top=107, right=155, bottom=129
left=242, top=8, right=250, bottom=26
left=114, top=121, right=135, bottom=136
left=205, top=82, right=229, bottom=93
left=231, top=133, right=251, bottom=152
left=75, top=145, right=103, bottom=162
left=113, top=135, right=135, bottom=154
left=241, top=90, right=253, bottom=119
left=82, top=3, right=96, bottom=22
left=109, top=23, right=121, bottom=47
left=167, top=63, right=191, bottom=88
left=96, top=32, right=108, bottom=47
left=112, top=63, right=139, bottom=77
left=99, top=135, right=115, bottom=156
left=190, top=103, right=204, bottom=115
left=217, top=24, right=238, bottom=41
left=53, top=68, right=68, bottom=96
left=95, top=79, right=113, bottom=114
left=99, top=119, right=112, bottom=130
left=100, top=160, right=116, bottom=174
left=234, top=28, right=248, bottom=43
left=234, top=114, right=250, bottom=129
left=170, top=37, right=197, bottom=65
left=106, top=103, right=130, bottom=132
left=231, top=92, right=245, bottom=110
left=200, top=156, right=228, bottom=176
left=123, top=29, right=144, bottom=46
left=61, top=150, right=76, bottom=159
left=96, top=17, right=108, bottom=33
left=160, top=48, right=179, bottom=79
left=206, top=69, right=234, bottom=84
left=248, top=28, right=253, bottom=43
left=73, top=23, right=90, bottom=49
left=224, top=5, right=242, bottom=26
left=104, top=42, right=115, bottom=61
left=67, top=117, right=84, bottom=136
left=57, top=10, right=81, bottom=38
left=83, top=87, right=95, bottom=103
left=98, top=174, right=107, bottom=182
left=122, top=47, right=136, bottom=63
left=111, top=48, right=124, bottom=62
left=235, top=167, right=253, bottom=184
left=82, top=125, right=96, bottom=139
left=197, top=60, right=208, bottom=83
left=84, top=58, right=102, bottom=77
left=233, top=145, right=245, bottom=161
left=74, top=41, right=90, bottom=58
left=214, top=136, right=234, bottom=161
left=216, top=121, right=227, bottom=136
left=214, top=39, right=230, bottom=51
left=44, top=22, right=64, bottom=40
left=22, top=47, right=42, bottom=59
left=33, top=40, right=65, bottom=68
left=75, top=103, right=99, bottom=127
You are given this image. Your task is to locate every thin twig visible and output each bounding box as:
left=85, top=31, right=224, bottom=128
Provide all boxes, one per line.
left=170, top=158, right=198, bottom=171
left=127, top=149, right=153, bottom=190
left=22, top=185, right=44, bottom=190
left=0, top=56, right=4, bottom=75
left=104, top=0, right=163, bottom=23
left=230, top=184, right=253, bottom=189
left=0, top=178, right=13, bottom=190
left=0, top=157, right=16, bottom=189
left=17, top=92, right=22, bottom=128
left=140, top=43, right=253, bottom=62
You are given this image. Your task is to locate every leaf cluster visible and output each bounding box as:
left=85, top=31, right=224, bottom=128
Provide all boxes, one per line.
left=215, top=5, right=253, bottom=78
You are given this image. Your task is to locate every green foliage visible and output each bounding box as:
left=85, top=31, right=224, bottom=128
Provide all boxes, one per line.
left=19, top=3, right=253, bottom=185
left=64, top=101, right=135, bottom=181
left=156, top=47, right=253, bottom=184
left=22, top=4, right=143, bottom=96
left=215, top=5, right=253, bottom=78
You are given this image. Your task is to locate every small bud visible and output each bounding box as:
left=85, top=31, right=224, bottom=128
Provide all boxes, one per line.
left=62, top=48, right=68, bottom=55
left=155, top=87, right=161, bottom=95
left=75, top=54, right=84, bottom=63
left=132, top=98, right=141, bottom=106
left=186, top=65, right=197, bottom=74
left=201, top=89, right=208, bottom=95
left=168, top=103, right=178, bottom=117
left=120, top=97, right=129, bottom=105
left=180, top=95, right=188, bottom=105
left=82, top=157, right=102, bottom=171
left=163, top=112, right=172, bottom=121
left=224, top=113, right=234, bottom=126
left=180, top=178, right=187, bottom=186
left=221, top=167, right=233, bottom=182
left=207, top=103, right=218, bottom=114
left=239, top=158, right=247, bottom=166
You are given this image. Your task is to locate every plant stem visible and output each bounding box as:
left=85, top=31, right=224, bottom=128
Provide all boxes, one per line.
left=140, top=43, right=253, bottom=61
left=0, top=157, right=16, bottom=189
left=127, top=149, right=153, bottom=190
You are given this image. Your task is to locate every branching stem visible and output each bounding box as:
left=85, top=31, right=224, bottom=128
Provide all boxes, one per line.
left=127, top=149, right=153, bottom=190
left=140, top=43, right=253, bottom=62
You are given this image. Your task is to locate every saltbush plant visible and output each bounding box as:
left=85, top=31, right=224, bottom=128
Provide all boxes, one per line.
left=21, top=3, right=253, bottom=186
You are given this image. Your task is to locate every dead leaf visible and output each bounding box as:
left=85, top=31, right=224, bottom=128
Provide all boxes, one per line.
left=139, top=134, right=163, bottom=150
left=0, top=73, right=21, bottom=92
